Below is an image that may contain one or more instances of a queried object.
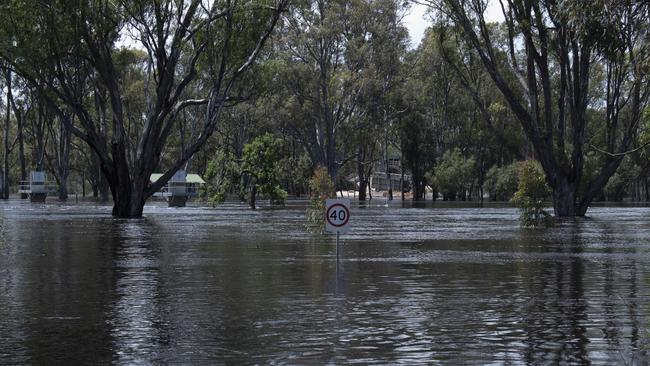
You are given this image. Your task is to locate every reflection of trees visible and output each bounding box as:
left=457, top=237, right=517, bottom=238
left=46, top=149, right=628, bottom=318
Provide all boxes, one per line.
left=3, top=216, right=116, bottom=364
left=588, top=220, right=648, bottom=363
left=0, top=212, right=6, bottom=248
left=519, top=220, right=647, bottom=364
left=109, top=219, right=164, bottom=364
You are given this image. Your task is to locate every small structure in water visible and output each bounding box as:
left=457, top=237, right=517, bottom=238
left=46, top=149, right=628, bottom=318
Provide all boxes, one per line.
left=150, top=170, right=205, bottom=207
left=18, top=171, right=57, bottom=202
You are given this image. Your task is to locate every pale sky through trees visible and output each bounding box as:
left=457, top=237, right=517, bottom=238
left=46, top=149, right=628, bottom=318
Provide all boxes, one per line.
left=405, top=2, right=504, bottom=48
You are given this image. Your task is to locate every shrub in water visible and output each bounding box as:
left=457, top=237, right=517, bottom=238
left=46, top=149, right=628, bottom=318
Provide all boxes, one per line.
left=512, top=160, right=554, bottom=228
left=306, top=166, right=335, bottom=233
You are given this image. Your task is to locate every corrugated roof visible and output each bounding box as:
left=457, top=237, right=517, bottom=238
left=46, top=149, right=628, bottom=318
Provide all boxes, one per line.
left=150, top=173, right=206, bottom=184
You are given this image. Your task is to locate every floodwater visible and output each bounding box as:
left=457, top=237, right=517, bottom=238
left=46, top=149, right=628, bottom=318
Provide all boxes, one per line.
left=1, top=200, right=650, bottom=365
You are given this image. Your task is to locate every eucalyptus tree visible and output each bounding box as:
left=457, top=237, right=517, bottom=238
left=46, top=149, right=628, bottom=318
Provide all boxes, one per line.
left=429, top=0, right=650, bottom=216
left=0, top=0, right=288, bottom=217
left=347, top=0, right=410, bottom=200
left=276, top=0, right=363, bottom=183
left=423, top=25, right=526, bottom=199
left=397, top=64, right=437, bottom=201
left=45, top=113, right=71, bottom=200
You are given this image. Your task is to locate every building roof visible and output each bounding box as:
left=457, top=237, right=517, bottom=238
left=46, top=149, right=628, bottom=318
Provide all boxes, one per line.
left=150, top=173, right=206, bottom=184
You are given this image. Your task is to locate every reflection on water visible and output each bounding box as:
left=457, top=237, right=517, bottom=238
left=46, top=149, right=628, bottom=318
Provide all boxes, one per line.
left=1, top=200, right=650, bottom=364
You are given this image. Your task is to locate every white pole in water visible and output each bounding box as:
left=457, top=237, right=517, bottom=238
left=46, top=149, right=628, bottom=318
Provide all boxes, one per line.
left=336, top=231, right=340, bottom=262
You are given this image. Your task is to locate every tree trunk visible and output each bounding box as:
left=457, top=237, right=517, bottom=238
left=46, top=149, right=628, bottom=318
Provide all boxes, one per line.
left=57, top=118, right=71, bottom=200
left=34, top=102, right=47, bottom=171
left=385, top=150, right=392, bottom=200
left=17, top=109, right=26, bottom=186
left=358, top=179, right=367, bottom=201
left=90, top=151, right=110, bottom=202
left=552, top=178, right=577, bottom=217
left=358, top=160, right=367, bottom=201
left=249, top=184, right=257, bottom=210
left=110, top=184, right=145, bottom=218
left=3, top=69, right=11, bottom=199
left=104, top=139, right=151, bottom=218
left=99, top=177, right=110, bottom=202
left=400, top=168, right=405, bottom=201
left=8, top=77, right=26, bottom=198
left=412, top=169, right=425, bottom=201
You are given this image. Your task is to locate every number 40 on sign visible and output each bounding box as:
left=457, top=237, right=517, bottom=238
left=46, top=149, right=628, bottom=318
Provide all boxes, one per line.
left=325, top=199, right=351, bottom=234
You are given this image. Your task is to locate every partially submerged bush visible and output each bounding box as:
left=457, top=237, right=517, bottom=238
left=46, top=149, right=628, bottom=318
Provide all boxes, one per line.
left=306, top=166, right=335, bottom=234
left=512, top=160, right=553, bottom=228
left=427, top=148, right=476, bottom=200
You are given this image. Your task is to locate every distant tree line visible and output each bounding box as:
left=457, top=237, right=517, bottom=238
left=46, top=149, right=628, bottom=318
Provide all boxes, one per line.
left=0, top=0, right=648, bottom=218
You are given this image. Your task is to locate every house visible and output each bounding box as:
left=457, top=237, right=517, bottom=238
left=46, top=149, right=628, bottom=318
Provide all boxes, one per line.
left=150, top=170, right=206, bottom=207
left=18, top=171, right=58, bottom=202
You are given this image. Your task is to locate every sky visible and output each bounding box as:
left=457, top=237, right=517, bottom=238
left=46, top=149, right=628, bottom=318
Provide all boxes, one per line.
left=404, top=2, right=504, bottom=48
left=404, top=3, right=430, bottom=48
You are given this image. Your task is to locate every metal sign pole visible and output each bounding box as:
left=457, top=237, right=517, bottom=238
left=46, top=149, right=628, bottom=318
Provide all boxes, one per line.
left=336, top=231, right=340, bottom=262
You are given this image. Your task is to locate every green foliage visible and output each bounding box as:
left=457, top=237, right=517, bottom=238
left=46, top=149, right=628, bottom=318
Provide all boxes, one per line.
left=512, top=160, right=554, bottom=228
left=278, top=153, right=312, bottom=197
left=484, top=162, right=519, bottom=201
left=604, top=157, right=641, bottom=201
left=637, top=108, right=650, bottom=151
left=241, top=133, right=288, bottom=206
left=1, top=0, right=647, bottom=216
left=427, top=148, right=476, bottom=200
left=306, top=166, right=335, bottom=234
left=204, top=150, right=240, bottom=205
left=205, top=133, right=290, bottom=208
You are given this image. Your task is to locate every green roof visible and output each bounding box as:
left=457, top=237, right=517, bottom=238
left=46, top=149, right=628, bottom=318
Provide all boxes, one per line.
left=150, top=173, right=206, bottom=184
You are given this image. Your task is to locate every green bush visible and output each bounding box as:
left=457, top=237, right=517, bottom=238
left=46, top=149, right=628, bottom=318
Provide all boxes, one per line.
left=241, top=133, right=288, bottom=207
left=204, top=133, right=289, bottom=208
left=203, top=150, right=240, bottom=205
left=484, top=162, right=519, bottom=201
left=306, top=166, right=335, bottom=234
left=427, top=148, right=475, bottom=200
left=604, top=157, right=641, bottom=201
left=512, top=160, right=553, bottom=228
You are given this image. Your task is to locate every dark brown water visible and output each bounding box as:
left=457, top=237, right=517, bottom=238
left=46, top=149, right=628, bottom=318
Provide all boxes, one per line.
left=1, top=200, right=649, bottom=364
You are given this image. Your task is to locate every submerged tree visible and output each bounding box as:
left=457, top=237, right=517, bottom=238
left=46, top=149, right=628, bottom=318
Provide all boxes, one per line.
left=430, top=0, right=650, bottom=216
left=0, top=0, right=288, bottom=217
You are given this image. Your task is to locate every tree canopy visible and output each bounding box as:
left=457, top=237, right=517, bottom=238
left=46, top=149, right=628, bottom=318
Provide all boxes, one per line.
left=0, top=0, right=648, bottom=218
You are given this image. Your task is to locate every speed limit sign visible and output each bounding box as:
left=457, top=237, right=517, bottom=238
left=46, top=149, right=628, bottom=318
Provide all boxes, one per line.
left=325, top=199, right=351, bottom=233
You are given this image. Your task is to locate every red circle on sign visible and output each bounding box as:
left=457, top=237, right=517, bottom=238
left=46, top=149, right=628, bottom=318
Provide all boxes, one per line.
left=326, top=203, right=350, bottom=227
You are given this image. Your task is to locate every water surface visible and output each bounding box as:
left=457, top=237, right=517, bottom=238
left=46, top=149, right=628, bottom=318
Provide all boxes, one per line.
left=1, top=200, right=649, bottom=364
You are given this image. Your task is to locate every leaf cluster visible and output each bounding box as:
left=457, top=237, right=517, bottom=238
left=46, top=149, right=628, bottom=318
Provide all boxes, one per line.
left=512, top=160, right=553, bottom=228
left=306, top=165, right=335, bottom=234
